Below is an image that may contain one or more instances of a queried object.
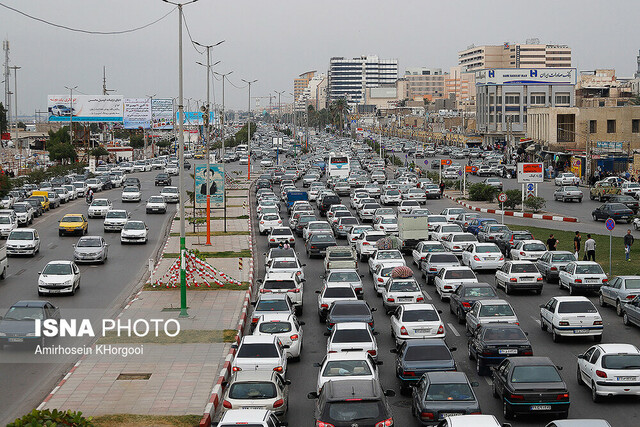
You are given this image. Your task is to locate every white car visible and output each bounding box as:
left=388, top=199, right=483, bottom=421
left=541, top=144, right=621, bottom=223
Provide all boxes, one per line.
left=260, top=159, right=273, bottom=168
left=326, top=322, right=378, bottom=360
left=164, top=163, right=179, bottom=175
left=355, top=230, right=387, bottom=261
left=324, top=269, right=364, bottom=297
left=38, top=260, right=81, bottom=296
left=12, top=202, right=34, bottom=226
left=0, top=215, right=18, bottom=238
left=577, top=343, right=640, bottom=402
left=259, top=272, right=304, bottom=314
left=266, top=257, right=305, bottom=281
left=540, top=296, right=603, bottom=342
left=390, top=303, right=445, bottom=345
left=121, top=185, right=141, bottom=202
left=381, top=278, right=425, bottom=314
left=6, top=228, right=40, bottom=256
left=231, top=335, right=288, bottom=374
left=87, top=198, right=112, bottom=218
left=372, top=208, right=395, bottom=223
left=146, top=195, right=167, bottom=214
left=465, top=299, right=519, bottom=334
left=380, top=189, right=402, bottom=205
left=368, top=249, right=404, bottom=275
left=257, top=200, right=278, bottom=218
left=494, top=260, right=543, bottom=294
left=120, top=220, right=148, bottom=244
left=72, top=181, right=87, bottom=198
left=621, top=182, right=640, bottom=199
left=412, top=240, right=446, bottom=266
left=267, top=227, right=296, bottom=248
left=402, top=188, right=426, bottom=204
left=303, top=221, right=331, bottom=241
left=372, top=261, right=406, bottom=295
left=253, top=313, right=303, bottom=361
left=326, top=205, right=349, bottom=222
left=52, top=187, right=71, bottom=203
left=372, top=215, right=398, bottom=234
left=347, top=225, right=373, bottom=245
left=315, top=351, right=379, bottom=393
left=461, top=243, right=505, bottom=270
left=103, top=209, right=129, bottom=232
left=160, top=186, right=180, bottom=203
left=434, top=266, right=478, bottom=301
left=350, top=192, right=370, bottom=209
left=441, top=232, right=477, bottom=256
left=259, top=213, right=283, bottom=235
left=442, top=167, right=460, bottom=179
left=431, top=223, right=464, bottom=242
left=0, top=195, right=14, bottom=209
left=426, top=215, right=448, bottom=232
left=62, top=184, right=78, bottom=200
left=558, top=261, right=608, bottom=295
left=398, top=200, right=420, bottom=214
left=555, top=172, right=580, bottom=186
left=440, top=208, right=467, bottom=222
left=509, top=239, right=547, bottom=261
left=317, top=283, right=358, bottom=322
left=85, top=178, right=102, bottom=192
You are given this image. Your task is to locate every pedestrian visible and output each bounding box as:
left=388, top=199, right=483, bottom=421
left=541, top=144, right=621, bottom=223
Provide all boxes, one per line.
left=584, top=234, right=596, bottom=261
left=439, top=181, right=445, bottom=196
left=624, top=229, right=635, bottom=262
left=546, top=234, right=559, bottom=251
left=573, top=231, right=581, bottom=260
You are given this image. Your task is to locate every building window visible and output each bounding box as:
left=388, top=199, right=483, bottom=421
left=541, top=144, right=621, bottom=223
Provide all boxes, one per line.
left=555, top=92, right=571, bottom=106
left=589, top=120, right=597, bottom=133
left=557, top=114, right=576, bottom=142
left=633, top=119, right=640, bottom=133
left=489, top=115, right=495, bottom=123
left=489, top=94, right=494, bottom=105
left=607, top=120, right=616, bottom=133
left=530, top=93, right=546, bottom=105
left=505, top=93, right=520, bottom=104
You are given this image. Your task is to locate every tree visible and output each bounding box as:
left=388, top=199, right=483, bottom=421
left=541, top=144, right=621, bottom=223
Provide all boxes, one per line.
left=129, top=134, right=144, bottom=149
left=17, top=121, right=26, bottom=130
left=89, top=146, right=109, bottom=158
left=48, top=143, right=77, bottom=163
left=0, top=103, right=7, bottom=134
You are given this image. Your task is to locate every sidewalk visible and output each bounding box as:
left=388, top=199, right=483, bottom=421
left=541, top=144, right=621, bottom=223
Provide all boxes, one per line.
left=38, top=184, right=256, bottom=426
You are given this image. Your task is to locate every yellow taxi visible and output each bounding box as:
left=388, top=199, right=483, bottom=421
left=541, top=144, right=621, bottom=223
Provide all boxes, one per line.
left=194, top=151, right=205, bottom=159
left=58, top=214, right=88, bottom=236
left=29, top=194, right=50, bottom=211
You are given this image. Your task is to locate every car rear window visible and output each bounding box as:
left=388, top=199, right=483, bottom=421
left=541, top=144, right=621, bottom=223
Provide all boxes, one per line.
left=322, top=361, right=372, bottom=377
left=552, top=254, right=576, bottom=262
left=271, top=229, right=292, bottom=236
left=332, top=304, right=370, bottom=316
left=366, top=234, right=384, bottom=242
left=511, top=366, right=562, bottom=383
left=325, top=401, right=382, bottom=422
left=258, top=322, right=292, bottom=334
left=511, top=264, right=539, bottom=274
left=389, top=280, right=420, bottom=292
left=483, top=327, right=527, bottom=341
left=523, top=243, right=546, bottom=251
left=328, top=272, right=360, bottom=282
left=444, top=270, right=476, bottom=280
left=255, top=300, right=289, bottom=312
left=479, top=304, right=515, bottom=317
left=463, top=287, right=497, bottom=298
left=426, top=384, right=475, bottom=401
left=601, top=354, right=640, bottom=370
left=557, top=301, right=597, bottom=313
left=332, top=329, right=372, bottom=343
left=237, top=343, right=279, bottom=358
left=324, top=287, right=356, bottom=298
left=405, top=345, right=450, bottom=361
left=453, top=234, right=476, bottom=242
left=429, top=254, right=459, bottom=263
left=402, top=310, right=439, bottom=322
left=575, top=264, right=604, bottom=274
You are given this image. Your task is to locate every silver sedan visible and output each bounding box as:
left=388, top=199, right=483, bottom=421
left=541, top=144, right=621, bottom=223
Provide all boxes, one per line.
left=553, top=185, right=583, bottom=202
left=73, top=236, right=108, bottom=264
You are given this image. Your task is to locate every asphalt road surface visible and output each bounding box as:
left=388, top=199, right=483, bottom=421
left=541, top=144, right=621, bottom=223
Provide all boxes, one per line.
left=254, top=172, right=639, bottom=427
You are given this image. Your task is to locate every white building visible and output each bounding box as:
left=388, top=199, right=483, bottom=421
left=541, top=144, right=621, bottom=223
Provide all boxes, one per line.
left=328, top=55, right=398, bottom=106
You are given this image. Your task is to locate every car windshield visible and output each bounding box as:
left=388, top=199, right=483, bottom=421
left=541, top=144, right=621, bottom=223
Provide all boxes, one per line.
left=237, top=343, right=279, bottom=358
left=426, top=383, right=475, bottom=401
left=3, top=306, right=45, bottom=321
left=332, top=304, right=369, bottom=316
left=602, top=354, right=640, bottom=370
left=9, top=231, right=34, bottom=240
left=228, top=381, right=277, bottom=400
left=464, top=287, right=497, bottom=298
left=123, top=187, right=138, bottom=193
left=552, top=254, right=576, bottom=262
left=125, top=222, right=145, bottom=230
left=77, top=238, right=102, bottom=248
left=92, top=200, right=109, bottom=206
left=13, top=204, right=27, bottom=212
left=378, top=251, right=402, bottom=260
left=453, top=235, right=476, bottom=242
left=61, top=215, right=83, bottom=223
left=444, top=270, right=476, bottom=280
left=42, top=263, right=72, bottom=275
left=484, top=327, right=527, bottom=341
left=402, top=310, right=439, bottom=322
left=148, top=197, right=164, bottom=203
left=0, top=217, right=11, bottom=224
left=163, top=188, right=178, bottom=194
left=322, top=360, right=372, bottom=377
left=511, top=264, right=539, bottom=273
left=107, top=211, right=127, bottom=219
left=326, top=401, right=382, bottom=422
left=511, top=366, right=562, bottom=383
left=258, top=322, right=292, bottom=334
left=523, top=243, right=546, bottom=251
left=575, top=264, right=604, bottom=274
left=557, top=301, right=597, bottom=313
left=479, top=304, right=514, bottom=317
left=256, top=300, right=289, bottom=312
left=263, top=280, right=296, bottom=290
left=332, top=329, right=371, bottom=343
left=389, top=280, right=420, bottom=292
left=405, top=345, right=450, bottom=361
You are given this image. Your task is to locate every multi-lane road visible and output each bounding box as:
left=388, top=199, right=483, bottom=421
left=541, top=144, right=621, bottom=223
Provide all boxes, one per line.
left=259, top=168, right=640, bottom=427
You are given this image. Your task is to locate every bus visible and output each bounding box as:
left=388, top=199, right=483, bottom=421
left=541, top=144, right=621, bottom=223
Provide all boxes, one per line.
left=328, top=155, right=350, bottom=179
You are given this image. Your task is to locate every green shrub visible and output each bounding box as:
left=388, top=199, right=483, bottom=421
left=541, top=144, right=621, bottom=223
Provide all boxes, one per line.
left=502, top=189, right=522, bottom=209
left=468, top=183, right=498, bottom=202
left=524, top=196, right=546, bottom=212
left=8, top=408, right=93, bottom=426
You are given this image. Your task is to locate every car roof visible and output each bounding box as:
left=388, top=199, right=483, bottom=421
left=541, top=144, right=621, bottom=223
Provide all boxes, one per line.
left=219, top=409, right=270, bottom=422
left=570, top=261, right=601, bottom=265
left=594, top=343, right=639, bottom=354
left=231, top=370, right=278, bottom=382
left=553, top=296, right=591, bottom=302
left=477, top=299, right=509, bottom=306
left=405, top=339, right=449, bottom=348
left=508, top=356, right=554, bottom=366
left=256, top=313, right=296, bottom=323
left=458, top=282, right=493, bottom=289
left=12, top=300, right=49, bottom=308
left=425, top=371, right=469, bottom=384
left=46, top=260, right=73, bottom=265
left=402, top=303, right=436, bottom=311
left=257, top=293, right=290, bottom=301
left=333, top=322, right=370, bottom=330
left=322, top=379, right=383, bottom=400
left=545, top=421, right=611, bottom=427
left=240, top=335, right=279, bottom=345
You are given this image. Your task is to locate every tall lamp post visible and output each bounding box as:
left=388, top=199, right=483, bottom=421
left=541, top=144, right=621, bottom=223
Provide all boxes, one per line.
left=64, top=85, right=78, bottom=152
left=241, top=79, right=257, bottom=180
left=274, top=90, right=285, bottom=129
left=163, top=0, right=198, bottom=318
left=289, top=92, right=297, bottom=147
left=145, top=94, right=156, bottom=157
left=214, top=70, right=233, bottom=159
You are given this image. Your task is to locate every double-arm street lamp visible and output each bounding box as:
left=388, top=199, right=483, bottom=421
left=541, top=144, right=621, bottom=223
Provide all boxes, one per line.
left=241, top=79, right=257, bottom=180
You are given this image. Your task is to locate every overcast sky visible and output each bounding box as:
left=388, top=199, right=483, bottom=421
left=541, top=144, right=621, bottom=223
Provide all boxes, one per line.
left=2, top=0, right=639, bottom=119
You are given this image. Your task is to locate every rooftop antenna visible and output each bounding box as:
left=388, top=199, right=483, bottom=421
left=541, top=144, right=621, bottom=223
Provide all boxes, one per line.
left=102, top=66, right=116, bottom=95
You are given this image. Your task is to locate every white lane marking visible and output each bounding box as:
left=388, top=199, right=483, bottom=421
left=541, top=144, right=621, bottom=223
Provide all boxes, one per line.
left=424, top=292, right=432, bottom=301
left=532, top=316, right=541, bottom=326
left=447, top=323, right=460, bottom=337
left=484, top=376, right=492, bottom=386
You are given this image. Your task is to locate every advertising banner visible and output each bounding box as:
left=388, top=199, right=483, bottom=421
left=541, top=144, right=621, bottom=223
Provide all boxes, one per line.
left=123, top=98, right=152, bottom=129
left=570, top=157, right=582, bottom=178
left=475, top=68, right=577, bottom=85
left=194, top=163, right=224, bottom=207
left=517, top=162, right=544, bottom=183
left=47, top=95, right=123, bottom=122
left=175, top=111, right=215, bottom=126
left=152, top=99, right=174, bottom=130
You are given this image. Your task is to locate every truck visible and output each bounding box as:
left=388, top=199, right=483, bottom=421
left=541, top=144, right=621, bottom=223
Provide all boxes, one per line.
left=590, top=181, right=621, bottom=202
left=285, top=190, right=308, bottom=211
left=397, top=214, right=430, bottom=253
left=323, top=246, right=358, bottom=271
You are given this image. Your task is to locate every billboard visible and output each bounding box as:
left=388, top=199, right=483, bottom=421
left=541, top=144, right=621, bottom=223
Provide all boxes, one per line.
left=194, top=163, right=225, bottom=207
left=475, top=68, right=577, bottom=86
left=517, top=162, right=544, bottom=183
left=123, top=98, right=151, bottom=129
left=47, top=95, right=123, bottom=122
left=151, top=99, right=174, bottom=130
left=175, top=111, right=215, bottom=126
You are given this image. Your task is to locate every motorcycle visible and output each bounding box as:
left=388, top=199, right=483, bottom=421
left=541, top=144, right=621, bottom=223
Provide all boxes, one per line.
left=85, top=194, right=94, bottom=205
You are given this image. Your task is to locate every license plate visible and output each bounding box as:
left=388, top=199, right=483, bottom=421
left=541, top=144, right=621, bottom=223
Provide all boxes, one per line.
left=67, top=228, right=74, bottom=232
left=440, top=413, right=462, bottom=419
left=586, top=279, right=599, bottom=283
left=574, top=329, right=589, bottom=334
left=8, top=338, right=23, bottom=343
left=152, top=208, right=159, bottom=211
left=530, top=405, right=551, bottom=411
left=484, top=257, right=495, bottom=260
left=617, top=376, right=636, bottom=381
left=521, top=277, right=533, bottom=281
left=242, top=406, right=263, bottom=410
left=415, top=329, right=431, bottom=333
left=499, top=349, right=518, bottom=355
left=399, top=297, right=413, bottom=301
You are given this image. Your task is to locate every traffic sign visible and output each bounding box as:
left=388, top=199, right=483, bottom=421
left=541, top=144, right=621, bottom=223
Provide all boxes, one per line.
left=441, top=159, right=452, bottom=166
left=527, top=183, right=534, bottom=191
left=498, top=192, right=507, bottom=203
left=424, top=160, right=429, bottom=165
left=606, top=218, right=616, bottom=231
left=458, top=170, right=463, bottom=176
left=465, top=165, right=477, bottom=173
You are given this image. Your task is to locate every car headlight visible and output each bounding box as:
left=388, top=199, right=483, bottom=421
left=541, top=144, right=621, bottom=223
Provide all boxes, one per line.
left=38, top=279, right=46, bottom=286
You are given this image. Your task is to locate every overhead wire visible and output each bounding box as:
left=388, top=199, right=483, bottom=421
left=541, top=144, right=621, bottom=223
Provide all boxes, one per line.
left=181, top=11, right=204, bottom=54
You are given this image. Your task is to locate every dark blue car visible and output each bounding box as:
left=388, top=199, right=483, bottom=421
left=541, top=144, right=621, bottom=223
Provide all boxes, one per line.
left=466, top=218, right=499, bottom=235
left=392, top=339, right=457, bottom=394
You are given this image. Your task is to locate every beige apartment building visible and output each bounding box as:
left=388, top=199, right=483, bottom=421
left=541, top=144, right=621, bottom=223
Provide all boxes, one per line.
left=404, top=68, right=445, bottom=100
left=294, top=71, right=315, bottom=108
left=445, top=66, right=476, bottom=109
left=459, top=41, right=571, bottom=72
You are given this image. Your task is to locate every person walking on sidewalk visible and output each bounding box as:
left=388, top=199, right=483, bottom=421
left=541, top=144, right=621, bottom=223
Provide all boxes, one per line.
left=584, top=234, right=596, bottom=261
left=439, top=181, right=445, bottom=196
left=573, top=231, right=581, bottom=260
left=546, top=234, right=559, bottom=251
left=624, top=229, right=635, bottom=261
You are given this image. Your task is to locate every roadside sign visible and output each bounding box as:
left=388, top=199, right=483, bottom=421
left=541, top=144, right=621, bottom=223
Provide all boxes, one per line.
left=465, top=165, right=477, bottom=173
left=424, top=160, right=429, bottom=165
left=527, top=183, right=534, bottom=191
left=605, top=218, right=616, bottom=231
left=498, top=192, right=507, bottom=203
left=458, top=170, right=463, bottom=176
left=517, top=162, right=544, bottom=183
left=441, top=159, right=452, bottom=166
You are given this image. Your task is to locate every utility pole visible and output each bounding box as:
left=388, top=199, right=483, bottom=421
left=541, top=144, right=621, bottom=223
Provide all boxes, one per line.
left=214, top=71, right=233, bottom=159
left=585, top=122, right=591, bottom=185
left=290, top=92, right=296, bottom=144
left=242, top=79, right=257, bottom=180
left=64, top=85, right=77, bottom=150
left=275, top=90, right=285, bottom=129
left=3, top=40, right=10, bottom=133
left=10, top=66, right=20, bottom=158
left=102, top=67, right=116, bottom=148
left=162, top=0, right=198, bottom=318
left=145, top=94, right=156, bottom=157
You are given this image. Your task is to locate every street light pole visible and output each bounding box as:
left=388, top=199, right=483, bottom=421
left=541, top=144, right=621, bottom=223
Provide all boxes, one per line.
left=242, top=79, right=257, bottom=180
left=145, top=94, right=156, bottom=158
left=10, top=66, right=20, bottom=171
left=215, top=71, right=232, bottom=233
left=275, top=90, right=285, bottom=129
left=64, top=85, right=78, bottom=165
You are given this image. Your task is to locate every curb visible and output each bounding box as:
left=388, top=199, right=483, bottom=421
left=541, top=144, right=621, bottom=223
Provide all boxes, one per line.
left=444, top=193, right=579, bottom=223
left=199, top=185, right=255, bottom=427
